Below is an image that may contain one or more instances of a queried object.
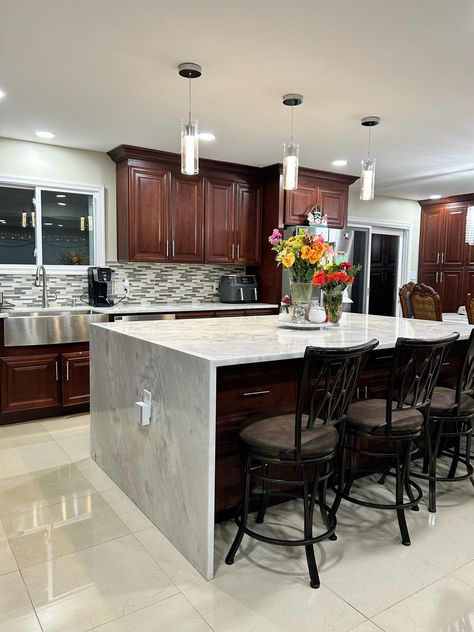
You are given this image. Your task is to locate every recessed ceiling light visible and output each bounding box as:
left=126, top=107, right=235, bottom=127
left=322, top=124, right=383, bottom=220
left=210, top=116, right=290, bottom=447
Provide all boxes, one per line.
left=199, top=132, right=216, bottom=141
left=58, top=224, right=63, bottom=227
left=429, top=194, right=442, bottom=200
left=332, top=159, right=348, bottom=167
left=44, top=222, right=53, bottom=226
left=57, top=202, right=66, bottom=206
left=56, top=194, right=66, bottom=198
left=0, top=89, right=5, bottom=100
left=35, top=130, right=55, bottom=139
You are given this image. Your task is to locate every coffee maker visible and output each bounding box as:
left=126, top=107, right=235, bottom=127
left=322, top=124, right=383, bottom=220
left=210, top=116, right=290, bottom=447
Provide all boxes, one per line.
left=87, top=267, right=114, bottom=306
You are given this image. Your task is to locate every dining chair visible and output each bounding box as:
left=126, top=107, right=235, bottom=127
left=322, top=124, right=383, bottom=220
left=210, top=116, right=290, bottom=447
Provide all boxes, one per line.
left=465, top=293, right=474, bottom=324
left=409, top=283, right=443, bottom=321
left=399, top=282, right=415, bottom=318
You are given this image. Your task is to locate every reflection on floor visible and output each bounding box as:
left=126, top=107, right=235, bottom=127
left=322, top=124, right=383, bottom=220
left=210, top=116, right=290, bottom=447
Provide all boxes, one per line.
left=0, top=413, right=473, bottom=631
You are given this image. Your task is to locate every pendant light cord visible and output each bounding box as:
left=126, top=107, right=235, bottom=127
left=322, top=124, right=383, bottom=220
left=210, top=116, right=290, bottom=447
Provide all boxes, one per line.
left=188, top=78, right=192, bottom=123
left=290, top=105, right=294, bottom=143
left=367, top=125, right=372, bottom=159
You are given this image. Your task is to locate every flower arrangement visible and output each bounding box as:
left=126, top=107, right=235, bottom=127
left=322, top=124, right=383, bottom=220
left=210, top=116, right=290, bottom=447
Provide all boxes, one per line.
left=268, top=228, right=333, bottom=282
left=312, top=261, right=361, bottom=292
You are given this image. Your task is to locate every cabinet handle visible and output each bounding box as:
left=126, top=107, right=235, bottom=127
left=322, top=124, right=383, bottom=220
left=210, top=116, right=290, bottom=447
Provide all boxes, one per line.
left=376, top=355, right=394, bottom=360
left=440, top=271, right=443, bottom=282
left=436, top=252, right=440, bottom=264
left=242, top=390, right=271, bottom=397
left=172, top=240, right=175, bottom=257
left=436, top=271, right=439, bottom=283
left=356, top=387, right=360, bottom=399
left=441, top=252, right=445, bottom=264
left=166, top=240, right=169, bottom=257
left=236, top=243, right=240, bottom=260
left=364, top=385, right=368, bottom=399
left=231, top=243, right=235, bottom=259
left=66, top=361, right=69, bottom=382
left=55, top=361, right=59, bottom=382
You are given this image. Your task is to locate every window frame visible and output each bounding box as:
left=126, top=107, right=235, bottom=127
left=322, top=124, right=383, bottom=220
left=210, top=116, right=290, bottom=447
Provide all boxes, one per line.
left=0, top=173, right=105, bottom=275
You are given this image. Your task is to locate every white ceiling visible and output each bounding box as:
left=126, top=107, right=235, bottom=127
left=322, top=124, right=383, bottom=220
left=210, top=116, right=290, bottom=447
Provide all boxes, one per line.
left=1, top=0, right=474, bottom=200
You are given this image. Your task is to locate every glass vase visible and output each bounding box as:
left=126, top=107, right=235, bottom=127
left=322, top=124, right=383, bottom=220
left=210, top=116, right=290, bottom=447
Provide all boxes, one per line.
left=323, top=290, right=343, bottom=325
left=290, top=280, right=313, bottom=323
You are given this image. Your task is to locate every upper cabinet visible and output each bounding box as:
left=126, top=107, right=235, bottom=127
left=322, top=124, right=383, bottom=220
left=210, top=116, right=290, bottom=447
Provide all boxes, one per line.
left=284, top=172, right=351, bottom=228
left=109, top=146, right=262, bottom=265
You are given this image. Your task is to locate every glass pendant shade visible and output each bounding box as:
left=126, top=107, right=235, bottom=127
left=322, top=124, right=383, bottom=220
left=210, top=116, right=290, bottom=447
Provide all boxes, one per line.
left=466, top=206, right=474, bottom=245
left=181, top=120, right=199, bottom=175
left=360, top=158, right=376, bottom=201
left=283, top=142, right=299, bottom=191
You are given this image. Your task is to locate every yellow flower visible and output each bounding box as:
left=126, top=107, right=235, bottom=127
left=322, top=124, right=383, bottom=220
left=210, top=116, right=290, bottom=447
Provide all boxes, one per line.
left=281, top=252, right=296, bottom=268
left=300, top=245, right=311, bottom=260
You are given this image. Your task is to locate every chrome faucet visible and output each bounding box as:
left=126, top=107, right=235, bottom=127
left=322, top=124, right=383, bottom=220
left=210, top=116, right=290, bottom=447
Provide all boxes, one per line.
left=34, top=265, right=56, bottom=308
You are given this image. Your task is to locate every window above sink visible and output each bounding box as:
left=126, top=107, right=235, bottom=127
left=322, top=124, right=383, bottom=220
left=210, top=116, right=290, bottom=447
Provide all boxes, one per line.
left=0, top=175, right=105, bottom=274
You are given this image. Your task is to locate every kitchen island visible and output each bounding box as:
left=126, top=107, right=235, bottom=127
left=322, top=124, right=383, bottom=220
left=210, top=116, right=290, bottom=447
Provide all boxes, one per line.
left=90, top=313, right=472, bottom=580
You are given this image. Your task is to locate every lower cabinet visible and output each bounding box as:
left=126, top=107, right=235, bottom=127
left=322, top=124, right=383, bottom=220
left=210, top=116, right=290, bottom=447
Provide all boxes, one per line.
left=0, top=354, right=60, bottom=414
left=0, top=347, right=90, bottom=422
left=61, top=351, right=90, bottom=406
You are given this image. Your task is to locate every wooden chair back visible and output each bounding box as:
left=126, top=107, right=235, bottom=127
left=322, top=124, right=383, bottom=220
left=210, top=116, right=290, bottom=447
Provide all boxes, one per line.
left=399, top=282, right=415, bottom=318
left=409, top=283, right=443, bottom=321
left=466, top=293, right=474, bottom=325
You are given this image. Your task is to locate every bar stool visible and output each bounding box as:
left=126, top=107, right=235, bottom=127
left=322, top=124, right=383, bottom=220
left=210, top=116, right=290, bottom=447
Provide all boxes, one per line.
left=412, top=329, right=474, bottom=512
left=225, top=339, right=379, bottom=589
left=341, top=334, right=459, bottom=546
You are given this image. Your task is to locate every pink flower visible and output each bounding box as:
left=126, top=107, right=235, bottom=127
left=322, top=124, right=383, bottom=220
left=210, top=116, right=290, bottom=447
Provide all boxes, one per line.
left=268, top=229, right=282, bottom=245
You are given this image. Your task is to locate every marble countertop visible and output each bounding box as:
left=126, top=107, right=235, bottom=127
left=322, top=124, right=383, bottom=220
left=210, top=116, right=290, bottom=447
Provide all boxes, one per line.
left=93, top=312, right=473, bottom=367
left=0, top=302, right=277, bottom=316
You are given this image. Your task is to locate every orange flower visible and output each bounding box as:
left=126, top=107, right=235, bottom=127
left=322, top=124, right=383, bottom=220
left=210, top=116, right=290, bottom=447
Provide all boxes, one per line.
left=308, top=242, right=325, bottom=264
left=281, top=252, right=295, bottom=268
left=300, top=245, right=311, bottom=260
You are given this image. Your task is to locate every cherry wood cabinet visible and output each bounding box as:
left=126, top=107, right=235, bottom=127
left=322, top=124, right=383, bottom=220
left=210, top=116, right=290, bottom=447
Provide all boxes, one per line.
left=418, top=196, right=474, bottom=312
left=61, top=351, right=90, bottom=407
left=284, top=174, right=349, bottom=228
left=204, top=178, right=235, bottom=264
left=0, top=354, right=60, bottom=414
left=170, top=175, right=204, bottom=263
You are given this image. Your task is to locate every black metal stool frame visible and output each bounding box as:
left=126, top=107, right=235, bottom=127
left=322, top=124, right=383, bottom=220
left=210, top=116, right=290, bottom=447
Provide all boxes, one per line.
left=340, top=334, right=459, bottom=546
left=413, top=329, right=474, bottom=512
left=225, top=339, right=379, bottom=589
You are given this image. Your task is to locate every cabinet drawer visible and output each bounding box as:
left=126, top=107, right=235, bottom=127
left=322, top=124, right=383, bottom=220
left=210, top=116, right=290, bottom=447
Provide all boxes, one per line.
left=0, top=354, right=60, bottom=413
left=217, top=360, right=298, bottom=419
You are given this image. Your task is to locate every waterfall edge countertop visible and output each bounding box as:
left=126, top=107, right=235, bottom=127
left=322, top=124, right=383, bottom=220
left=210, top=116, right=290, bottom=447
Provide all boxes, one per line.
left=91, top=312, right=473, bottom=366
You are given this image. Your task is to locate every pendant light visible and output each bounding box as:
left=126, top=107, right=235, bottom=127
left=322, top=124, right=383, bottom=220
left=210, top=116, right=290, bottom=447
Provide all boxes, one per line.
left=178, top=62, right=202, bottom=175
left=360, top=116, right=381, bottom=201
left=282, top=93, right=303, bottom=191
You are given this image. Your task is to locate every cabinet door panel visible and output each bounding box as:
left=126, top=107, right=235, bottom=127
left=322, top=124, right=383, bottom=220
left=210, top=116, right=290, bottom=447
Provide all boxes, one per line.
left=440, top=270, right=464, bottom=313
left=170, top=175, right=204, bottom=263
left=284, top=176, right=318, bottom=225
left=130, top=167, right=169, bottom=262
left=0, top=355, right=60, bottom=413
left=443, top=206, right=466, bottom=266
left=61, top=352, right=90, bottom=407
left=318, top=185, right=347, bottom=228
left=418, top=268, right=440, bottom=293
left=204, top=178, right=235, bottom=263
left=234, top=182, right=262, bottom=265
left=419, top=207, right=444, bottom=267
left=465, top=270, right=474, bottom=295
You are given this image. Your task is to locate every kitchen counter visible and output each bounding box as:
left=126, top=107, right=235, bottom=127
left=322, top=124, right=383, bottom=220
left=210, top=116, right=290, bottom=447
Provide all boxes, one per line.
left=89, top=313, right=472, bottom=581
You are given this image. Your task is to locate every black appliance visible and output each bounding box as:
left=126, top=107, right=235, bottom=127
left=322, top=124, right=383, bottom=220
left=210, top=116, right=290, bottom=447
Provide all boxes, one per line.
left=87, top=267, right=114, bottom=306
left=219, top=275, right=258, bottom=303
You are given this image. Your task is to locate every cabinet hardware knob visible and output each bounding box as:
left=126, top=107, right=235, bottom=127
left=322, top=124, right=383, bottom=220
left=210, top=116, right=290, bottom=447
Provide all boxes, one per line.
left=242, top=390, right=271, bottom=397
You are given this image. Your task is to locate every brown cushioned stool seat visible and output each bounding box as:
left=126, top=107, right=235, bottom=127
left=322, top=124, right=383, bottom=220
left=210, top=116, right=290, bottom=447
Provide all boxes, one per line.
left=347, top=399, right=424, bottom=434
left=240, top=414, right=338, bottom=458
left=430, top=386, right=474, bottom=416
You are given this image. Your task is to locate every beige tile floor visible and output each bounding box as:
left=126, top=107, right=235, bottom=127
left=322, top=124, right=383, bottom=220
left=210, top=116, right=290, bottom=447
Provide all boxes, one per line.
left=0, top=413, right=473, bottom=631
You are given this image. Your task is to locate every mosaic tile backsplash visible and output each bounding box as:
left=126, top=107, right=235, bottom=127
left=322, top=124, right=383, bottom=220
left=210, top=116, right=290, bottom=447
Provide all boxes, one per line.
left=0, top=262, right=246, bottom=307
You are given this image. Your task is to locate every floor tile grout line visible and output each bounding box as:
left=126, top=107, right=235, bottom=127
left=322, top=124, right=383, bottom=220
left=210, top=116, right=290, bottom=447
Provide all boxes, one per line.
left=17, top=566, right=46, bottom=632
left=180, top=586, right=219, bottom=632
left=448, top=568, right=474, bottom=591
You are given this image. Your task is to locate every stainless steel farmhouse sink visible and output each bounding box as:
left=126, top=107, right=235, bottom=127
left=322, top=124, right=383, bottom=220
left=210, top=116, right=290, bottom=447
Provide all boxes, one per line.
left=3, top=310, right=109, bottom=346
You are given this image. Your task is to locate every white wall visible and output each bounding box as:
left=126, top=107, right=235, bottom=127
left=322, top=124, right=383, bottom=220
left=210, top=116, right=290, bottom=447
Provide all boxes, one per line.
left=347, top=185, right=421, bottom=277
left=0, top=137, right=117, bottom=260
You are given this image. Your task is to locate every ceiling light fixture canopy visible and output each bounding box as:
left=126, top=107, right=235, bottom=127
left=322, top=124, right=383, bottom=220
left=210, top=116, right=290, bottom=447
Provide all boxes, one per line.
left=178, top=62, right=202, bottom=175
left=282, top=93, right=303, bottom=191
left=360, top=115, right=381, bottom=201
